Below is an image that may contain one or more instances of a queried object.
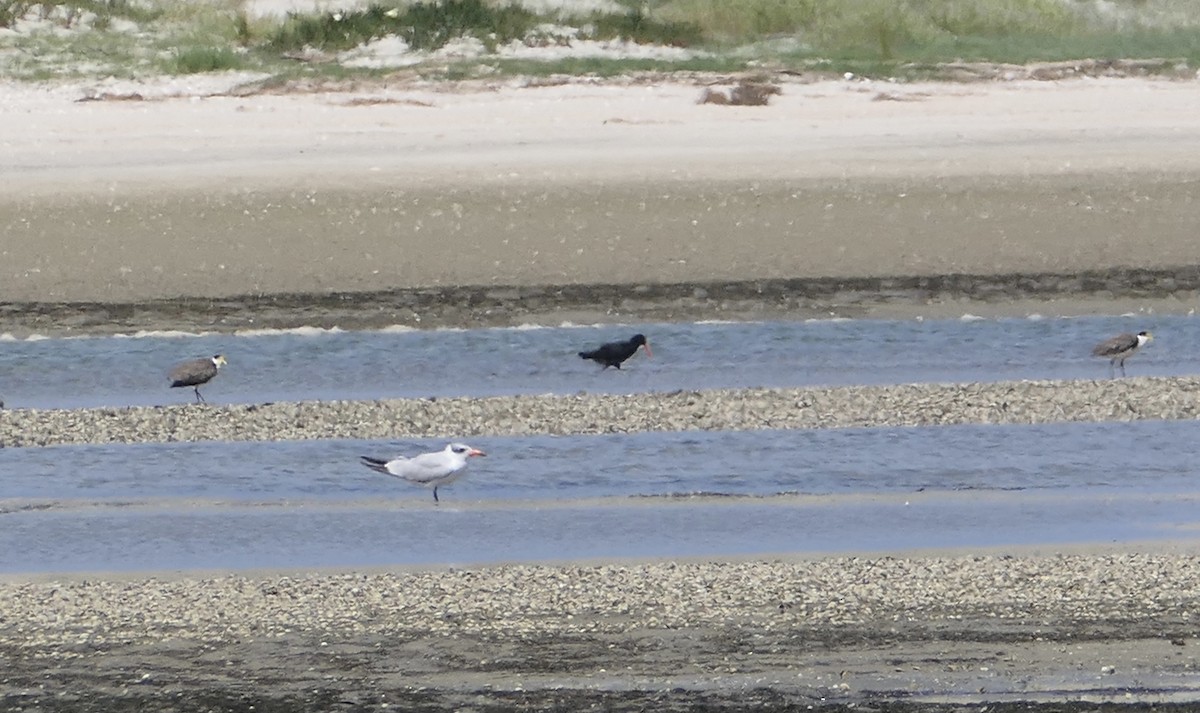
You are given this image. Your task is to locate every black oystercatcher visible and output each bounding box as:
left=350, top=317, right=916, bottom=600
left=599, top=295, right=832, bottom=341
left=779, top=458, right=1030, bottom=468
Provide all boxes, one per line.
left=578, top=334, right=651, bottom=369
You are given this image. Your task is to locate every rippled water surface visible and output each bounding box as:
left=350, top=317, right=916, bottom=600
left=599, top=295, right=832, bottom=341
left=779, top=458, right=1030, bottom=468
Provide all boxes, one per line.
left=1, top=314, right=1197, bottom=409
left=3, top=420, right=1200, bottom=573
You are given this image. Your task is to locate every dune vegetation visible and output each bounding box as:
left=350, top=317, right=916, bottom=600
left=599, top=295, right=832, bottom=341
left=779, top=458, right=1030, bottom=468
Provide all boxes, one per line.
left=0, top=0, right=1198, bottom=81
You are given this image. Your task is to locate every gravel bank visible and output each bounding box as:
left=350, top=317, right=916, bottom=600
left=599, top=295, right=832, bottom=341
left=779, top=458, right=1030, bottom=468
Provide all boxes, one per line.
left=3, top=554, right=1195, bottom=647
left=4, top=553, right=1200, bottom=709
left=2, top=376, right=1198, bottom=448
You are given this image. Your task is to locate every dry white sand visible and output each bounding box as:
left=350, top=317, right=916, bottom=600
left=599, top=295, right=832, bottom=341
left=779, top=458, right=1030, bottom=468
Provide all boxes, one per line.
left=9, top=74, right=1200, bottom=191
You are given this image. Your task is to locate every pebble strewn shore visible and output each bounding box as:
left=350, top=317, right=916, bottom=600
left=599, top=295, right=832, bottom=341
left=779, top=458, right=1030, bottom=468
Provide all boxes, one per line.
left=2, top=554, right=1198, bottom=649
left=2, top=376, right=1198, bottom=447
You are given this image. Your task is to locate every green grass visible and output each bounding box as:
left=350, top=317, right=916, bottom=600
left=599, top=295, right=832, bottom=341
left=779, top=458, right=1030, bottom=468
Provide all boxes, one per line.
left=0, top=0, right=162, bottom=28
left=267, top=0, right=704, bottom=53
left=656, top=0, right=1086, bottom=59
left=653, top=0, right=1200, bottom=64
left=588, top=5, right=704, bottom=47
left=168, top=45, right=244, bottom=73
left=1, top=0, right=36, bottom=28
left=2, top=0, right=1200, bottom=81
left=1, top=25, right=153, bottom=77
left=890, top=28, right=1200, bottom=64
left=268, top=0, right=544, bottom=52
left=655, top=0, right=819, bottom=41
left=399, top=0, right=535, bottom=50
left=77, top=0, right=162, bottom=25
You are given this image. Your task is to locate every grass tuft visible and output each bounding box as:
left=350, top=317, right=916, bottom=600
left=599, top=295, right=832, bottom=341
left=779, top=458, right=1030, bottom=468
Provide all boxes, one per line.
left=588, top=6, right=704, bottom=47
left=0, top=0, right=34, bottom=28
left=400, top=0, right=535, bottom=50
left=268, top=0, right=540, bottom=53
left=656, top=0, right=817, bottom=41
left=169, top=45, right=243, bottom=73
left=267, top=0, right=703, bottom=54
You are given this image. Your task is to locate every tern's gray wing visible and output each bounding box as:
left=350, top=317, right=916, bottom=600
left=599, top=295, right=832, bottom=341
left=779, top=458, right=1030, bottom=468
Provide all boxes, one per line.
left=392, top=452, right=461, bottom=483
left=1092, top=333, right=1137, bottom=357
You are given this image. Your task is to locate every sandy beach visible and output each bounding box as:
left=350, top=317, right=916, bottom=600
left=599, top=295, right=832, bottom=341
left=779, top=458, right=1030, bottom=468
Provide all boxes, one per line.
left=5, top=72, right=1200, bottom=710
left=3, top=74, right=1200, bottom=328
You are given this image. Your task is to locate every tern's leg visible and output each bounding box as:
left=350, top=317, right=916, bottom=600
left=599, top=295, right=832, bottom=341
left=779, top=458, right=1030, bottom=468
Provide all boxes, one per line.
left=433, top=486, right=440, bottom=504
left=1119, top=359, right=1127, bottom=378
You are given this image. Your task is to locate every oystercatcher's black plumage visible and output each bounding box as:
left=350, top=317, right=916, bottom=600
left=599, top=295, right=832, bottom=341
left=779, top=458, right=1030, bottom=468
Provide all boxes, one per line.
left=578, top=334, right=651, bottom=369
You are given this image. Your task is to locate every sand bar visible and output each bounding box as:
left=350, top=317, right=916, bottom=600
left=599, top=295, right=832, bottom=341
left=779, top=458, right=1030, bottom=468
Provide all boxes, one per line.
left=0, top=375, right=1196, bottom=447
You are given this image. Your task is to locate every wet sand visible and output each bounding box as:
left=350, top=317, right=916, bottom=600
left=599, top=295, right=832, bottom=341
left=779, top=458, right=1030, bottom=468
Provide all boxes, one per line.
left=4, top=550, right=1200, bottom=712
left=5, top=269, right=1200, bottom=338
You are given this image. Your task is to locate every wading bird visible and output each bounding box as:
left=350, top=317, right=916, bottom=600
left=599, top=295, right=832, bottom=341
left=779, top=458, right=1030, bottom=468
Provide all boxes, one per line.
left=1092, top=331, right=1152, bottom=378
left=169, top=354, right=227, bottom=403
left=360, top=443, right=486, bottom=503
left=578, top=334, right=652, bottom=369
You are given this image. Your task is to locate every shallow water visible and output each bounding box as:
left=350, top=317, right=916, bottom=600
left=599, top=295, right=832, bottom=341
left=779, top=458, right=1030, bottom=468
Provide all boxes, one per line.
left=3, top=420, right=1199, bottom=573
left=0, top=314, right=1194, bottom=409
